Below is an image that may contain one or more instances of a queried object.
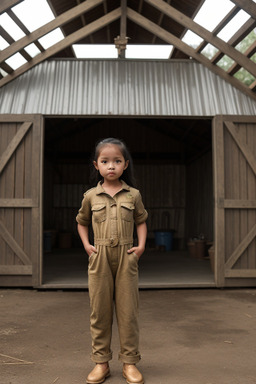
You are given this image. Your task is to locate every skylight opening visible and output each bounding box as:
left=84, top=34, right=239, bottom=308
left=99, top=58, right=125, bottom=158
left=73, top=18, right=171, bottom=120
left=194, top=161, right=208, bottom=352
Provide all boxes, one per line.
left=217, top=10, right=251, bottom=42
left=73, top=44, right=174, bottom=59
left=194, top=0, right=235, bottom=32
left=126, top=45, right=173, bottom=59
left=12, top=0, right=55, bottom=32
left=235, top=30, right=256, bottom=54
left=0, top=36, right=9, bottom=51
left=234, top=67, right=255, bottom=86
left=201, top=44, right=218, bottom=60
left=6, top=53, right=27, bottom=70
left=0, top=13, right=25, bottom=40
left=38, top=28, right=64, bottom=50
left=73, top=45, right=117, bottom=59
left=216, top=55, right=235, bottom=71
left=24, top=43, right=41, bottom=58
left=182, top=30, right=203, bottom=48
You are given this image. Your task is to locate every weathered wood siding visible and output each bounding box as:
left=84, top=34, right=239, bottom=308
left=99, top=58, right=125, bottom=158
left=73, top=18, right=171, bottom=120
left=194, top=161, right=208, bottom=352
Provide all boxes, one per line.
left=0, top=115, right=43, bottom=287
left=213, top=116, right=256, bottom=287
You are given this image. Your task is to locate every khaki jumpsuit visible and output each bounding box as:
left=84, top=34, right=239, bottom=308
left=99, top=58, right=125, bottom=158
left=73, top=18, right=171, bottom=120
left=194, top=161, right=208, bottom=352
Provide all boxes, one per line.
left=76, top=180, right=148, bottom=364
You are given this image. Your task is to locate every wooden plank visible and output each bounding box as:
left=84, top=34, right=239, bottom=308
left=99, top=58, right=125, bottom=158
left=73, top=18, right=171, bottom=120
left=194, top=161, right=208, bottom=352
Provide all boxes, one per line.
left=145, top=0, right=256, bottom=78
left=0, top=123, right=8, bottom=262
left=126, top=8, right=256, bottom=101
left=0, top=219, right=31, bottom=265
left=0, top=122, right=32, bottom=175
left=225, top=223, right=256, bottom=269
left=230, top=0, right=256, bottom=20
left=0, top=0, right=103, bottom=63
left=0, top=8, right=121, bottom=88
left=0, top=265, right=32, bottom=275
left=225, top=121, right=256, bottom=175
left=0, top=0, right=22, bottom=15
left=228, top=41, right=256, bottom=76
left=225, top=269, right=256, bottom=278
left=0, top=199, right=36, bottom=207
left=247, top=125, right=256, bottom=269
left=212, top=116, right=225, bottom=287
left=5, top=125, right=16, bottom=266
left=223, top=199, right=256, bottom=208
left=239, top=124, right=248, bottom=269
left=14, top=130, right=25, bottom=266
left=30, top=115, right=43, bottom=287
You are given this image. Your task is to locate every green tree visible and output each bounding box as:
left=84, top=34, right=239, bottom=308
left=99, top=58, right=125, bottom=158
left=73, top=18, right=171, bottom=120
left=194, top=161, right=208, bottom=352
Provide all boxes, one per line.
left=202, top=30, right=256, bottom=86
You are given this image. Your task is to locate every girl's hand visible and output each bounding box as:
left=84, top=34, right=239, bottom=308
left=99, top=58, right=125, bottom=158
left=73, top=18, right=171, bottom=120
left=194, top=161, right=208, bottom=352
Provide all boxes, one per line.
left=127, top=246, right=145, bottom=259
left=85, top=244, right=97, bottom=257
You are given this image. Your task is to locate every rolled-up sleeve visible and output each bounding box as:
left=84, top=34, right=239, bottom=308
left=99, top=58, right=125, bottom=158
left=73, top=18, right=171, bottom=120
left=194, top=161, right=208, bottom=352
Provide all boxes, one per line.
left=134, top=192, right=148, bottom=225
left=76, top=193, right=91, bottom=226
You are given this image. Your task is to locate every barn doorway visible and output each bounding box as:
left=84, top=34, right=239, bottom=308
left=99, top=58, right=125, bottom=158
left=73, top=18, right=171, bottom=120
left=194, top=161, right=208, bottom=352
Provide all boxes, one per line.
left=42, top=117, right=215, bottom=288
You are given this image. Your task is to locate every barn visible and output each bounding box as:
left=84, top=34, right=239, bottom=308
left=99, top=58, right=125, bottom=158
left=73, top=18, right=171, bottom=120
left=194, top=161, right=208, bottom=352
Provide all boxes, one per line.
left=0, top=0, right=256, bottom=289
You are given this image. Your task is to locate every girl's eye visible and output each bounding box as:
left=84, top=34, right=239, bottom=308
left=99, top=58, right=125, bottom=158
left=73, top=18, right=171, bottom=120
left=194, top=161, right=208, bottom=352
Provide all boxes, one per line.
left=101, top=160, right=107, bottom=164
left=116, top=160, right=121, bottom=163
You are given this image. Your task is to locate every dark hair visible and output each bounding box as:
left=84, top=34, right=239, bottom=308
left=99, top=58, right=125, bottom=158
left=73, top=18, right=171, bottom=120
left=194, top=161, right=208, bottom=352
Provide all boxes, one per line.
left=89, top=137, right=136, bottom=187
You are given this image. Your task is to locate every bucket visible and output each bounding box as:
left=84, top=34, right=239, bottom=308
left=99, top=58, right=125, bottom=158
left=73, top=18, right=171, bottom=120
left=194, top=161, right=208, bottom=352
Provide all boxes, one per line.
left=154, top=231, right=173, bottom=251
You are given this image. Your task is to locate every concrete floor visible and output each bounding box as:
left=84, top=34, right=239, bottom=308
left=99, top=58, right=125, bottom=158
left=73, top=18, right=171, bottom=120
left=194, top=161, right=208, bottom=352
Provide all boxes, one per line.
left=1, top=288, right=256, bottom=384
left=43, top=249, right=215, bottom=288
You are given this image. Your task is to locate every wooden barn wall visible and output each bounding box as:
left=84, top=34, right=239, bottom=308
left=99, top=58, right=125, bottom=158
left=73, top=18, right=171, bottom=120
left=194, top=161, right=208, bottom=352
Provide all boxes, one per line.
left=185, top=151, right=213, bottom=244
left=135, top=165, right=186, bottom=248
left=43, top=161, right=186, bottom=249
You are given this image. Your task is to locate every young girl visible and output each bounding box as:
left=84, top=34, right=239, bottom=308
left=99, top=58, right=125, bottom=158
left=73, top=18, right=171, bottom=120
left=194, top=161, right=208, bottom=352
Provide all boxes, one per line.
left=76, top=138, right=147, bottom=384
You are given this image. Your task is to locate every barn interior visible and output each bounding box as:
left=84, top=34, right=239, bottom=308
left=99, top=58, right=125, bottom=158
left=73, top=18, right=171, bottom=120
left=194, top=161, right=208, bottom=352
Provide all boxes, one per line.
left=43, top=117, right=215, bottom=288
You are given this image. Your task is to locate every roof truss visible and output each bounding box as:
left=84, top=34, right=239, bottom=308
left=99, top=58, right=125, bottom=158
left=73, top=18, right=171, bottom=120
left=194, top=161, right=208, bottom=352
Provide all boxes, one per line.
left=0, top=0, right=255, bottom=100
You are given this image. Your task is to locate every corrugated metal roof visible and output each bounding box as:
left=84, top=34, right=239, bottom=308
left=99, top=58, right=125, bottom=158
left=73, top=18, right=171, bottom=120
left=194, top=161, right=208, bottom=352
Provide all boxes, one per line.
left=0, top=59, right=256, bottom=116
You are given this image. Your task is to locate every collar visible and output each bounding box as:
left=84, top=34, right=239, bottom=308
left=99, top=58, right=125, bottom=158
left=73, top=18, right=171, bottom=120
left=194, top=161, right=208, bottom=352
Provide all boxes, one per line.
left=95, top=180, right=130, bottom=195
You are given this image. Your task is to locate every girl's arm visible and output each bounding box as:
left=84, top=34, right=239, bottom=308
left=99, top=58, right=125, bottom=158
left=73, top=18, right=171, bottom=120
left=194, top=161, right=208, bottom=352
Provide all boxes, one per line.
left=127, top=222, right=147, bottom=258
left=77, top=223, right=97, bottom=257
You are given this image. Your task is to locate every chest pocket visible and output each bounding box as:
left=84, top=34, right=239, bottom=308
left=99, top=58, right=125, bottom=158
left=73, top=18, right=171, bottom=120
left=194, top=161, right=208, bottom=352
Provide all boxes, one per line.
left=121, top=202, right=135, bottom=222
left=91, top=204, right=106, bottom=223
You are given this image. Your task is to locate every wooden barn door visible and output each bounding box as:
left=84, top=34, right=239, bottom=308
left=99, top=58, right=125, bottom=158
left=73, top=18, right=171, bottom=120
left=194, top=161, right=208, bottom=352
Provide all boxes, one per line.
left=0, top=115, right=43, bottom=287
left=213, top=116, right=256, bottom=287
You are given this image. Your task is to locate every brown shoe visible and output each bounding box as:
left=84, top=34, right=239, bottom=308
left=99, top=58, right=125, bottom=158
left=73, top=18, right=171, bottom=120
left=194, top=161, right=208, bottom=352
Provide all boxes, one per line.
left=86, top=364, right=110, bottom=384
left=123, top=364, right=144, bottom=384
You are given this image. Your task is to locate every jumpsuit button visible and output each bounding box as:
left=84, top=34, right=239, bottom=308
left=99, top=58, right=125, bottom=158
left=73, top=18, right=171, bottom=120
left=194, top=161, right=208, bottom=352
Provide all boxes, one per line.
left=110, top=238, right=118, bottom=247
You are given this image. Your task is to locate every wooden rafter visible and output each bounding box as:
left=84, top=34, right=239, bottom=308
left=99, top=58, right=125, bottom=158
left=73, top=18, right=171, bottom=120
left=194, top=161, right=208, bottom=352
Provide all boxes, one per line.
left=230, top=0, right=256, bottom=20
left=126, top=7, right=256, bottom=101
left=0, top=8, right=121, bottom=88
left=145, top=0, right=256, bottom=78
left=211, top=17, right=256, bottom=65
left=0, top=0, right=22, bottom=15
left=196, top=6, right=240, bottom=54
left=228, top=40, right=256, bottom=76
left=0, top=0, right=255, bottom=97
left=0, top=0, right=103, bottom=64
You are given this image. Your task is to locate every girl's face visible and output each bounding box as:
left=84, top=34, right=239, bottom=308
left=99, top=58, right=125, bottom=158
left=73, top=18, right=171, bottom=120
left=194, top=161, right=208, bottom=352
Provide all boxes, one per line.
left=94, top=144, right=129, bottom=183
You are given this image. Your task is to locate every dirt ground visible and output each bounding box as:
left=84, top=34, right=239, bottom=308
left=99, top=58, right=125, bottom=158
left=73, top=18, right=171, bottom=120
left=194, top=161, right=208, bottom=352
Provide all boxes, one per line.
left=1, top=288, right=256, bottom=384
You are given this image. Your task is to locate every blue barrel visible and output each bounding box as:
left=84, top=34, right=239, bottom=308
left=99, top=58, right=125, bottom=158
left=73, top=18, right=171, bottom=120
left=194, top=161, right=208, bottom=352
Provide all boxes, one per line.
left=154, top=231, right=173, bottom=251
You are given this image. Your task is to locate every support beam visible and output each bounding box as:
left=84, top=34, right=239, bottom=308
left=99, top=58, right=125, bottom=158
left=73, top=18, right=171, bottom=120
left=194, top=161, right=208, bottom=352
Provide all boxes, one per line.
left=145, top=0, right=256, bottom=78
left=120, top=0, right=127, bottom=58
left=228, top=41, right=256, bottom=76
left=230, top=0, right=256, bottom=20
left=126, top=7, right=256, bottom=101
left=0, top=8, right=121, bottom=88
left=0, top=0, right=22, bottom=15
left=196, top=6, right=240, bottom=54
left=0, top=0, right=103, bottom=64
left=211, top=17, right=256, bottom=65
